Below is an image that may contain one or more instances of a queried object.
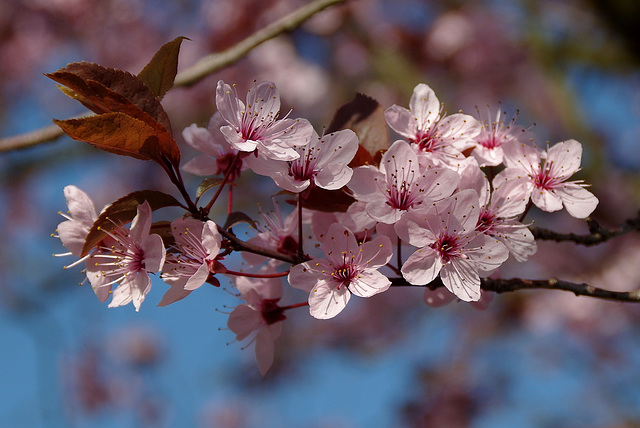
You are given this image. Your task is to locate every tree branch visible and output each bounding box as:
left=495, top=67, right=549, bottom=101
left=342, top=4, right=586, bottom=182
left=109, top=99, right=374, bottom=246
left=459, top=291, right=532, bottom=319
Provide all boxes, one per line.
left=0, top=0, right=347, bottom=153
left=390, top=276, right=640, bottom=303
left=174, top=0, right=347, bottom=87
left=482, top=277, right=640, bottom=302
left=530, top=212, right=640, bottom=246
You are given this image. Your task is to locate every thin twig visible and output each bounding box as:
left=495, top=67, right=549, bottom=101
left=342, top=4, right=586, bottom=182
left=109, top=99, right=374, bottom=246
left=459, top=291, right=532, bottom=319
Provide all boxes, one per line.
left=0, top=0, right=347, bottom=153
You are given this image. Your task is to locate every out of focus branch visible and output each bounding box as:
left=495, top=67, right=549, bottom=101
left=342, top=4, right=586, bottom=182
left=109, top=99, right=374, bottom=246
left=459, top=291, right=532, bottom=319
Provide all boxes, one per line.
left=174, top=0, right=346, bottom=87
left=530, top=212, right=640, bottom=246
left=481, top=277, right=640, bottom=302
left=0, top=0, right=347, bottom=153
left=390, top=276, right=640, bottom=303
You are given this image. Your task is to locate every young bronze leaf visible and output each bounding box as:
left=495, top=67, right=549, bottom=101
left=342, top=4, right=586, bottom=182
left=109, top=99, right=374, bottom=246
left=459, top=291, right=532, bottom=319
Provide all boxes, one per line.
left=82, top=81, right=180, bottom=166
left=46, top=62, right=172, bottom=132
left=151, top=221, right=175, bottom=248
left=138, top=36, right=188, bottom=99
left=223, top=211, right=258, bottom=230
left=300, top=187, right=355, bottom=213
left=81, top=190, right=182, bottom=256
left=327, top=93, right=390, bottom=167
left=54, top=113, right=167, bottom=162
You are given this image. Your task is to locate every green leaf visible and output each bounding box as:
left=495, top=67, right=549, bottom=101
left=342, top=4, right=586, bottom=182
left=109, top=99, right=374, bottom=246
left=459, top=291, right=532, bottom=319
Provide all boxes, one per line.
left=138, top=36, right=189, bottom=99
left=81, top=190, right=182, bottom=256
left=196, top=177, right=225, bottom=199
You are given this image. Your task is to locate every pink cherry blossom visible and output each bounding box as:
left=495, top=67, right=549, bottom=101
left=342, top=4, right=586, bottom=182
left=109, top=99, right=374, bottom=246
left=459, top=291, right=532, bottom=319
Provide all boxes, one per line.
left=495, top=139, right=599, bottom=218
left=288, top=223, right=393, bottom=319
left=227, top=264, right=285, bottom=376
left=470, top=107, right=526, bottom=167
left=384, top=83, right=481, bottom=168
left=55, top=185, right=115, bottom=303
left=215, top=80, right=314, bottom=161
left=159, top=218, right=222, bottom=307
left=245, top=129, right=358, bottom=193
left=56, top=185, right=99, bottom=258
left=181, top=113, right=246, bottom=180
left=459, top=164, right=536, bottom=262
left=86, top=202, right=166, bottom=311
left=397, top=190, right=509, bottom=302
left=348, top=140, right=460, bottom=224
left=242, top=201, right=298, bottom=266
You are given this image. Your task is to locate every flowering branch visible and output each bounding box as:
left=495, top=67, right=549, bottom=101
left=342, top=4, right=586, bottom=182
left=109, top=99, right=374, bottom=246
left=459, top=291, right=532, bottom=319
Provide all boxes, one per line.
left=530, top=212, right=640, bottom=246
left=0, top=0, right=347, bottom=153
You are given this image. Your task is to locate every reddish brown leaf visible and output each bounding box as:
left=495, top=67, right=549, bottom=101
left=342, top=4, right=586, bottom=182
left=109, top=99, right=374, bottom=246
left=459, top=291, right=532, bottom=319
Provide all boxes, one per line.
left=327, top=93, right=390, bottom=167
left=81, top=190, right=182, bottom=256
left=299, top=187, right=355, bottom=213
left=46, top=62, right=172, bottom=132
left=54, top=113, right=170, bottom=162
left=138, top=37, right=188, bottom=99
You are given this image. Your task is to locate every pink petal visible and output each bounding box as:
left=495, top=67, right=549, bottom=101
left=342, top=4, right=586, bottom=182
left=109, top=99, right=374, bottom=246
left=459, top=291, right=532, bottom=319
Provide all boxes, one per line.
left=255, top=324, right=281, bottom=376
left=384, top=105, right=416, bottom=140
left=308, top=283, right=350, bottom=319
left=349, top=269, right=391, bottom=298
left=408, top=83, right=441, bottom=132
left=183, top=262, right=210, bottom=291
left=129, top=201, right=153, bottom=243
left=532, top=188, right=563, bottom=213
left=182, top=154, right=218, bottom=176
left=401, top=247, right=440, bottom=285
left=157, top=285, right=192, bottom=307
left=142, top=233, right=166, bottom=273
left=556, top=182, right=599, bottom=219
left=227, top=305, right=262, bottom=341
left=288, top=262, right=324, bottom=292
left=440, top=259, right=481, bottom=302
left=546, top=139, right=582, bottom=179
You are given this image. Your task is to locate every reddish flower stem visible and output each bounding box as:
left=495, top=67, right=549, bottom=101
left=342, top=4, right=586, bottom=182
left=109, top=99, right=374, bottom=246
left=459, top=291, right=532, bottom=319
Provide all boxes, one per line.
left=224, top=269, right=290, bottom=279
left=204, top=153, right=241, bottom=214
left=280, top=301, right=309, bottom=311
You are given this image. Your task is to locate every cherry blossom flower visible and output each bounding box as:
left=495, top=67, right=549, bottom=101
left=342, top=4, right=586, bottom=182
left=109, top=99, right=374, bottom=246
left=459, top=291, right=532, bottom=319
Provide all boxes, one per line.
left=384, top=83, right=481, bottom=168
left=242, top=201, right=299, bottom=266
left=397, top=190, right=509, bottom=302
left=288, top=223, right=393, bottom=319
left=245, top=128, right=358, bottom=193
left=470, top=107, right=526, bottom=167
left=227, top=264, right=285, bottom=375
left=85, top=202, right=166, bottom=311
left=495, top=139, right=599, bottom=218
left=181, top=113, right=246, bottom=180
left=159, top=218, right=222, bottom=307
left=348, top=140, right=460, bottom=225
left=55, top=185, right=114, bottom=302
left=215, top=80, right=314, bottom=161
left=459, top=164, right=536, bottom=262
left=55, top=185, right=99, bottom=258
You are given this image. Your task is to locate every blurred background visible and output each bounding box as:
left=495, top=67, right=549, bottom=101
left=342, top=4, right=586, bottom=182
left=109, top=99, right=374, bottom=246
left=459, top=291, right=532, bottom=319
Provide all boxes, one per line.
left=1, top=0, right=640, bottom=427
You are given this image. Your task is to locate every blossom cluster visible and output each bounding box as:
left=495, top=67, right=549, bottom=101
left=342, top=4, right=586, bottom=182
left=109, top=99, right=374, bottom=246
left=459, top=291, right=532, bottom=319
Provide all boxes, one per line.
left=55, top=80, right=598, bottom=374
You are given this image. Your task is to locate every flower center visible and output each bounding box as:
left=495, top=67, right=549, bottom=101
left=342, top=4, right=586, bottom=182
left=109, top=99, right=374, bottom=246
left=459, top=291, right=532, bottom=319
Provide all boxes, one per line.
left=432, top=234, right=463, bottom=263
left=260, top=298, right=286, bottom=325
left=477, top=208, right=496, bottom=234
